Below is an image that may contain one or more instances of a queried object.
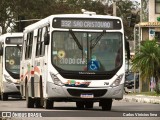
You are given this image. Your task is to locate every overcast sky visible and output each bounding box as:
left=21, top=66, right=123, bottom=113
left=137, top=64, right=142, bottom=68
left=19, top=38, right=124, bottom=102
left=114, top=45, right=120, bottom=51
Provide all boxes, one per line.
left=132, top=0, right=141, bottom=3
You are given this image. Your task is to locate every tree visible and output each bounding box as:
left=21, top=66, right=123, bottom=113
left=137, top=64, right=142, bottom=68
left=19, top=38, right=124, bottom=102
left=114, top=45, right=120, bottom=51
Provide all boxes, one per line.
left=0, top=0, right=14, bottom=34
left=0, top=0, right=139, bottom=38
left=103, top=0, right=140, bottom=40
left=131, top=40, right=160, bottom=93
left=0, top=0, right=106, bottom=33
left=116, top=0, right=140, bottom=40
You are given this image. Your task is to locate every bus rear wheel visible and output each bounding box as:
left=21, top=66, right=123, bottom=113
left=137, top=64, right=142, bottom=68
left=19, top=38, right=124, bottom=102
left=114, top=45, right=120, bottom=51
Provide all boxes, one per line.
left=100, top=99, right=112, bottom=111
left=35, top=98, right=43, bottom=108
left=1, top=93, right=8, bottom=101
left=44, top=99, right=53, bottom=109
left=26, top=97, right=35, bottom=108
left=26, top=87, right=34, bottom=108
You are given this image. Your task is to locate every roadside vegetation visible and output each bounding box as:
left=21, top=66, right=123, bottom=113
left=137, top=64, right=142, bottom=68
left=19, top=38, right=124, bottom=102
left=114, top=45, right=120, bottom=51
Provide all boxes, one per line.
left=131, top=39, right=160, bottom=94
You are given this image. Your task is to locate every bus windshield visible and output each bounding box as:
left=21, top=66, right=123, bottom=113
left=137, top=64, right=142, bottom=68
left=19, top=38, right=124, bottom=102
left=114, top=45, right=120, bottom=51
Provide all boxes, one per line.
left=5, top=46, right=21, bottom=75
left=51, top=31, right=123, bottom=72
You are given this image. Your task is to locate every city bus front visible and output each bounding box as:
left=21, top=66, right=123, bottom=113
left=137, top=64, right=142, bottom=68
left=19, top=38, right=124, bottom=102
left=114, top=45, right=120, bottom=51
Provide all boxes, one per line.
left=2, top=37, right=22, bottom=99
left=47, top=16, right=125, bottom=109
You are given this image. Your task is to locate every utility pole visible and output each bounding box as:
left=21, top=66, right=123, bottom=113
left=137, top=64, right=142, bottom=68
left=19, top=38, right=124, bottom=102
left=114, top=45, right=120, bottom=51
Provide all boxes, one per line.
left=113, top=0, right=121, bottom=16
left=0, top=26, right=2, bottom=35
left=113, top=1, right=116, bottom=16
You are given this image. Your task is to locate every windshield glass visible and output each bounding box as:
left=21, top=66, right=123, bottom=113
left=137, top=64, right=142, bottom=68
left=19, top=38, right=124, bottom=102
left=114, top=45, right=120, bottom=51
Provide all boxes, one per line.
left=51, top=31, right=123, bottom=72
left=5, top=46, right=21, bottom=74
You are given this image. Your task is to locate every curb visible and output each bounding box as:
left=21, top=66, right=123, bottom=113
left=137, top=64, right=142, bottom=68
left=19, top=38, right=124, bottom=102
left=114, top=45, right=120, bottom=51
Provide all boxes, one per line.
left=123, top=95, right=160, bottom=104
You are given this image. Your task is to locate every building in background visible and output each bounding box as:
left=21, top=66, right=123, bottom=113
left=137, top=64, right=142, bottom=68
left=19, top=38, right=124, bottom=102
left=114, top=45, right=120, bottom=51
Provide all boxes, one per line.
left=134, top=0, right=160, bottom=44
left=133, top=0, right=160, bottom=92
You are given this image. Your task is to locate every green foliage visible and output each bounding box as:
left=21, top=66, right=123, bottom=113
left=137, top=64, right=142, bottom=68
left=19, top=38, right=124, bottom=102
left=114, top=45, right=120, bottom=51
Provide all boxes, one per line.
left=131, top=39, right=160, bottom=93
left=116, top=0, right=139, bottom=40
left=157, top=17, right=160, bottom=22
left=0, top=0, right=14, bottom=33
left=132, top=40, right=160, bottom=80
left=0, top=0, right=139, bottom=39
left=155, top=83, right=160, bottom=94
left=0, top=0, right=105, bottom=33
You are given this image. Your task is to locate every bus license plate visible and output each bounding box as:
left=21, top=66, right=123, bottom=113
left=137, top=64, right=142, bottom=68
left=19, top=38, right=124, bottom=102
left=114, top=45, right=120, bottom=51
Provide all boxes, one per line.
left=80, top=93, right=94, bottom=98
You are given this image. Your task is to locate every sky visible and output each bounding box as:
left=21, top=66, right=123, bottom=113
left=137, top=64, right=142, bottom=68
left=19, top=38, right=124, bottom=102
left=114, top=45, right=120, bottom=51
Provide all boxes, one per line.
left=135, top=0, right=141, bottom=3
left=131, top=0, right=141, bottom=3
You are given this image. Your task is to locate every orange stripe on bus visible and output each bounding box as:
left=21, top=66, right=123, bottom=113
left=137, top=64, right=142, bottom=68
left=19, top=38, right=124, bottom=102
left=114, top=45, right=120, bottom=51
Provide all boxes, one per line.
left=34, top=66, right=41, bottom=74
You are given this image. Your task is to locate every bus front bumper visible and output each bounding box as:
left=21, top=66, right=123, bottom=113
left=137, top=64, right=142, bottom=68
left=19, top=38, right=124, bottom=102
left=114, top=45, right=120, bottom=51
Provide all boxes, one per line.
left=46, top=82, right=124, bottom=101
left=2, top=82, right=20, bottom=93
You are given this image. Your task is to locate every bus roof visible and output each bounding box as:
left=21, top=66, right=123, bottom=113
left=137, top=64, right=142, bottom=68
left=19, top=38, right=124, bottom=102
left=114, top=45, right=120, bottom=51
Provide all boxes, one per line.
left=0, top=33, right=23, bottom=42
left=24, top=14, right=122, bottom=32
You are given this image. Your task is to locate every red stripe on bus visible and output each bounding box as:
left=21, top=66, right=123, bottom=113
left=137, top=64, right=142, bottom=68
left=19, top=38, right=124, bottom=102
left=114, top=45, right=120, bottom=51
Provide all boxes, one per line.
left=31, top=70, right=34, bottom=75
left=34, top=66, right=41, bottom=74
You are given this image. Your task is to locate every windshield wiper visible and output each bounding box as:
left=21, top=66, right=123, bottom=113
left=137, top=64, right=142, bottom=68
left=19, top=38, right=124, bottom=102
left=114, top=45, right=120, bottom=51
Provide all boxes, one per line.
left=90, top=30, right=105, bottom=49
left=69, top=30, right=83, bottom=50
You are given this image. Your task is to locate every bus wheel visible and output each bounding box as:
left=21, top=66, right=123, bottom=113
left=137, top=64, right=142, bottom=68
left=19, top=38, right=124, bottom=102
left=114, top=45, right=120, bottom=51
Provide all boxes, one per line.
left=26, top=87, right=34, bottom=108
left=100, top=99, right=112, bottom=111
left=35, top=98, right=43, bottom=108
left=44, top=99, right=53, bottom=109
left=1, top=93, right=8, bottom=101
left=85, top=101, right=93, bottom=109
left=27, top=97, right=35, bottom=108
left=76, top=102, right=84, bottom=109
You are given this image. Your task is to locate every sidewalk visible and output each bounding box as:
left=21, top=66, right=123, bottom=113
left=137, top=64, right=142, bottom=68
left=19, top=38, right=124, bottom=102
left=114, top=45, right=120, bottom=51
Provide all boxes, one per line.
left=123, top=94, right=160, bottom=104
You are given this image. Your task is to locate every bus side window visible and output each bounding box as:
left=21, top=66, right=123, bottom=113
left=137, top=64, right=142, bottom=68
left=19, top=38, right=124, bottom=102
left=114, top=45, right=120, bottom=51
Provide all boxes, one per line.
left=40, top=27, right=47, bottom=56
left=36, top=28, right=42, bottom=57
left=36, top=27, right=47, bottom=57
left=25, top=32, right=33, bottom=59
left=25, top=36, right=29, bottom=59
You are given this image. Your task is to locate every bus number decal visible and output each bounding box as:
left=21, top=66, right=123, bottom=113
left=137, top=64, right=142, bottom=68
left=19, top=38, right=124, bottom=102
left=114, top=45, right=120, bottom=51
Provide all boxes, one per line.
left=61, top=20, right=71, bottom=27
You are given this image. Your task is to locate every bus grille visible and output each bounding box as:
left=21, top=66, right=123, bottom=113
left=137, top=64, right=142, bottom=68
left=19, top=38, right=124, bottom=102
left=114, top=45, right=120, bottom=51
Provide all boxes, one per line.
left=67, top=89, right=107, bottom=97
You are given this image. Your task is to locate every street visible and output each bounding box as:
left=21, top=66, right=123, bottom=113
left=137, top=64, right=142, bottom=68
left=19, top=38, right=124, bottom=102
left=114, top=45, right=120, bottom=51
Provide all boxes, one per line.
left=0, top=98, right=160, bottom=120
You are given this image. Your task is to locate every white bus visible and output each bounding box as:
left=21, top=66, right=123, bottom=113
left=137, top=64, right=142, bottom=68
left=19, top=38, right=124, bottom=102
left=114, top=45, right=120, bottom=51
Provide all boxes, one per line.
left=20, top=12, right=128, bottom=111
left=0, top=33, right=23, bottom=100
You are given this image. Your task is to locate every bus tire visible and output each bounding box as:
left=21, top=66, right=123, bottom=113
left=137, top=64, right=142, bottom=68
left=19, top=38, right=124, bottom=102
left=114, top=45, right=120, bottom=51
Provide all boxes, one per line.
left=85, top=101, right=93, bottom=109
left=35, top=98, right=43, bottom=108
left=1, top=93, right=8, bottom=101
left=44, top=99, right=53, bottom=109
left=26, top=87, right=34, bottom=108
left=39, top=76, right=44, bottom=107
left=27, top=97, right=35, bottom=108
left=100, top=99, right=112, bottom=111
left=76, top=101, right=84, bottom=109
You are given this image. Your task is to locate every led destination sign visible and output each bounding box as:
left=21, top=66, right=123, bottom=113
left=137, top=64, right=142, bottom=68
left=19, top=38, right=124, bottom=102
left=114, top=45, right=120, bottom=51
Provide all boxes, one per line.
left=53, top=18, right=121, bottom=30
left=61, top=20, right=113, bottom=29
left=6, top=37, right=23, bottom=44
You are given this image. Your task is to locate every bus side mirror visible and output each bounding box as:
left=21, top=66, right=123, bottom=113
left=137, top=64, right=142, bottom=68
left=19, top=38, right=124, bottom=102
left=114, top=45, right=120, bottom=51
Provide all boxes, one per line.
left=0, top=44, right=3, bottom=56
left=44, top=33, right=50, bottom=45
left=125, top=40, right=130, bottom=60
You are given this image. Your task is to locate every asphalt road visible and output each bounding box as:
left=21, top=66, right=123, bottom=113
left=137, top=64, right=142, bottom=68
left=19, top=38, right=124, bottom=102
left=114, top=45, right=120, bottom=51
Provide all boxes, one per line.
left=0, top=98, right=160, bottom=120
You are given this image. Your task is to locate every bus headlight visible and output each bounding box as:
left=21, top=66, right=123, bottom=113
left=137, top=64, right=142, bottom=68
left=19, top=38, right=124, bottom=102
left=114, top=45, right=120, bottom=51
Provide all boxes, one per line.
left=50, top=72, right=64, bottom=86
left=111, top=74, right=124, bottom=87
left=4, top=74, right=13, bottom=83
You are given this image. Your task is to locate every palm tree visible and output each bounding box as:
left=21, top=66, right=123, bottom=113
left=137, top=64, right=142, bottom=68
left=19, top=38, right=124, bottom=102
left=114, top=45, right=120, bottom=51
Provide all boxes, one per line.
left=131, top=39, right=160, bottom=93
